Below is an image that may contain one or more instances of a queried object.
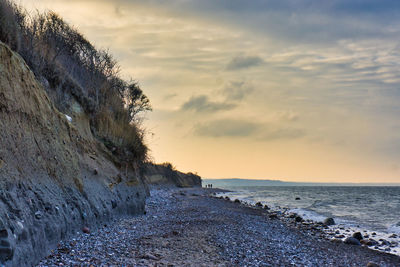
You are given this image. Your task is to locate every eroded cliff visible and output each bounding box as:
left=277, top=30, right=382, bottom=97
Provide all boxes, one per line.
left=0, top=41, right=148, bottom=266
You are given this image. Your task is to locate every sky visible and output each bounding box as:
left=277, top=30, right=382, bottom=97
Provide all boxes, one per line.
left=18, top=0, right=400, bottom=183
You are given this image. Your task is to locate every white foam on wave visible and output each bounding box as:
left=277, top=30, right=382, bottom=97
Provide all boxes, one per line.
left=288, top=208, right=327, bottom=222
left=215, top=189, right=400, bottom=257
left=388, top=223, right=400, bottom=234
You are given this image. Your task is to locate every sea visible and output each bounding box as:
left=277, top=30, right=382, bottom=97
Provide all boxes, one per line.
left=204, top=179, right=400, bottom=255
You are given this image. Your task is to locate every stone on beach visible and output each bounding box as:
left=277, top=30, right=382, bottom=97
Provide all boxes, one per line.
left=352, top=232, right=363, bottom=241
left=295, top=216, right=303, bottom=222
left=37, top=188, right=400, bottom=266
left=323, top=217, right=335, bottom=226
left=344, top=237, right=361, bottom=246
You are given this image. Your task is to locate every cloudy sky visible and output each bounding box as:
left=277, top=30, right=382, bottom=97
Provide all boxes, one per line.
left=19, top=0, right=400, bottom=182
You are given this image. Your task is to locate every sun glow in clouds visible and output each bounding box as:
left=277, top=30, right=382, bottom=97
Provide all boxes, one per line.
left=18, top=0, right=400, bottom=182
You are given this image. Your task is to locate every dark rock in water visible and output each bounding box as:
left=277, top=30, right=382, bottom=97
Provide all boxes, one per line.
left=366, top=262, right=380, bottom=267
left=295, top=197, right=301, bottom=200
left=352, top=232, right=363, bottom=241
left=234, top=199, right=241, bottom=204
left=380, top=240, right=390, bottom=246
left=289, top=213, right=297, bottom=218
left=323, top=218, right=335, bottom=226
left=371, top=232, right=377, bottom=236
left=389, top=233, right=398, bottom=238
left=344, top=237, right=361, bottom=246
left=255, top=202, right=263, bottom=207
left=295, top=216, right=303, bottom=222
left=82, top=227, right=90, bottom=234
left=93, top=168, right=98, bottom=175
left=366, top=239, right=379, bottom=246
left=263, top=205, right=270, bottom=210
left=225, top=196, right=230, bottom=201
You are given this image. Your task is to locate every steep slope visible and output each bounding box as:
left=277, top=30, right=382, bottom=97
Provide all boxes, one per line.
left=144, top=164, right=201, bottom=188
left=0, top=41, right=147, bottom=266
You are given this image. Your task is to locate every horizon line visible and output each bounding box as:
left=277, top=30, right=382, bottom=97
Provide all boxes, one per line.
left=202, top=178, right=400, bottom=185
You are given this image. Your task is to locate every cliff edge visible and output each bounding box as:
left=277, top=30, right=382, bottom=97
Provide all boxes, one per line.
left=0, top=41, right=148, bottom=266
left=144, top=163, right=201, bottom=188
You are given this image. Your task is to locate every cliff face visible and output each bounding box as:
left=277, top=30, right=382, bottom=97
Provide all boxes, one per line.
left=0, top=42, right=148, bottom=266
left=144, top=164, right=202, bottom=188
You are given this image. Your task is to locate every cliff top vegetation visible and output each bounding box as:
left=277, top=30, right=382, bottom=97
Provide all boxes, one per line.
left=0, top=0, right=151, bottom=165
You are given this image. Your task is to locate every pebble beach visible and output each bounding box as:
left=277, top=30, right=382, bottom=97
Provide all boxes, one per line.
left=37, top=187, right=400, bottom=266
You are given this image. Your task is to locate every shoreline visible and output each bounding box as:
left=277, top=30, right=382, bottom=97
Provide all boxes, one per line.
left=215, top=188, right=400, bottom=257
left=38, top=187, right=400, bottom=266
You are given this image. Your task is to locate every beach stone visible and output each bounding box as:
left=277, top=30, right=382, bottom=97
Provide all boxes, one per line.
left=295, top=216, right=303, bottom=222
left=34, top=211, right=42, bottom=220
left=255, top=202, right=263, bottom=207
left=344, top=237, right=361, bottom=246
left=234, top=199, right=241, bottom=204
left=380, top=240, right=390, bottom=246
left=366, top=239, right=379, bottom=246
left=352, top=232, right=363, bottom=240
left=82, top=227, right=90, bottom=234
left=263, top=205, right=270, bottom=210
left=295, top=197, right=301, bottom=200
left=225, top=197, right=230, bottom=201
left=269, top=213, right=278, bottom=219
left=389, top=234, right=397, bottom=238
left=323, top=218, right=335, bottom=226
left=366, top=262, right=379, bottom=267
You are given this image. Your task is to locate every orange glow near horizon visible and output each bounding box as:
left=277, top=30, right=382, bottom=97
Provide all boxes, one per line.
left=18, top=0, right=400, bottom=183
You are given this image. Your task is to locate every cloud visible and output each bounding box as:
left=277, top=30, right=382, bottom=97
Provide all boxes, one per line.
left=163, top=93, right=178, bottom=100
left=194, top=119, right=259, bottom=137
left=226, top=55, right=264, bottom=70
left=222, top=81, right=254, bottom=101
left=181, top=95, right=236, bottom=113
left=194, top=118, right=306, bottom=140
left=259, top=127, right=305, bottom=141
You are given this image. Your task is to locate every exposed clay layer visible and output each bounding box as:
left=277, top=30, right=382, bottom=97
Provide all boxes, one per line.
left=0, top=41, right=148, bottom=266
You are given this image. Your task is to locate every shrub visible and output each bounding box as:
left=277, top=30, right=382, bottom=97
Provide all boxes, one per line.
left=0, top=1, right=151, bottom=165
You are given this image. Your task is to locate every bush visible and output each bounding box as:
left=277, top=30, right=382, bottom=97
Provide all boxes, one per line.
left=0, top=1, right=151, bottom=165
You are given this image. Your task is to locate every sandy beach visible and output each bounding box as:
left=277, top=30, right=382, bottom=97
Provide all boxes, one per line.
left=37, top=187, right=400, bottom=266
